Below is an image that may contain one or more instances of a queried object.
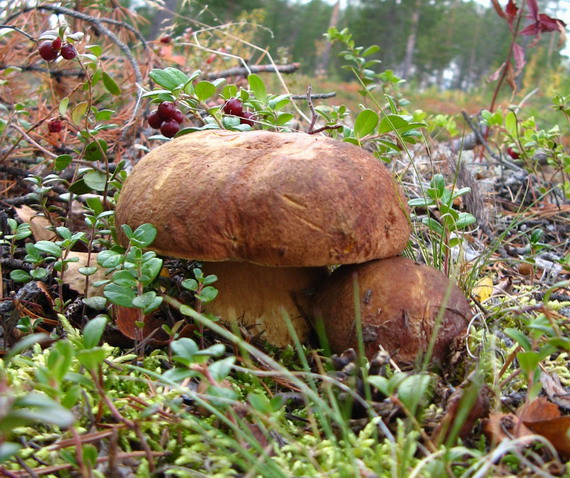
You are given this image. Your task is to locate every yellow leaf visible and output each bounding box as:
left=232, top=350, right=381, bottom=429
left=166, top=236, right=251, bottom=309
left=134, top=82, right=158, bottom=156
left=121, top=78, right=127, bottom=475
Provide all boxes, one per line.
left=71, top=101, right=88, bottom=126
left=473, top=276, right=494, bottom=303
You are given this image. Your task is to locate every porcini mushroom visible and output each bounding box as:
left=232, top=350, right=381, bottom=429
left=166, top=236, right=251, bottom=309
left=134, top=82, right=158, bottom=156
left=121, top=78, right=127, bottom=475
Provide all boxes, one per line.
left=115, top=130, right=411, bottom=346
left=312, top=256, right=472, bottom=366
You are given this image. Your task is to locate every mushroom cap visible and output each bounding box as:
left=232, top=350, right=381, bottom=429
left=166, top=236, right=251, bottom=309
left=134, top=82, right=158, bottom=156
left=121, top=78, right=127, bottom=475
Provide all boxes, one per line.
left=312, top=257, right=472, bottom=365
left=116, top=130, right=410, bottom=266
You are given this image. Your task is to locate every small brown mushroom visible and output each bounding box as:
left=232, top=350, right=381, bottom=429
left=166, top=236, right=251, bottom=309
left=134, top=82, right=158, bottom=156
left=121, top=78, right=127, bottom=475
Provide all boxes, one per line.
left=115, top=130, right=411, bottom=346
left=312, top=256, right=472, bottom=366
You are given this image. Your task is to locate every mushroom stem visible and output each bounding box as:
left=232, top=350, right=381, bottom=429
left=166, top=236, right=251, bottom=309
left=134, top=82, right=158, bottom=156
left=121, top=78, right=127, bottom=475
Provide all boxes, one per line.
left=201, top=262, right=327, bottom=347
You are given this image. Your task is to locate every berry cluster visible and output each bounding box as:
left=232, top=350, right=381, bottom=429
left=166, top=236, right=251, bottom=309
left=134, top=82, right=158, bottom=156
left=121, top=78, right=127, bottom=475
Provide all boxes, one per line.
left=222, top=99, right=255, bottom=127
left=148, top=102, right=185, bottom=138
left=38, top=38, right=77, bottom=62
left=506, top=147, right=520, bottom=159
left=47, top=118, right=64, bottom=133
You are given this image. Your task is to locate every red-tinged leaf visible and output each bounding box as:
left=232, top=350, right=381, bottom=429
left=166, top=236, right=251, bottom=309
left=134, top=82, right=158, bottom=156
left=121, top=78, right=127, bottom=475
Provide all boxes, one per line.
left=490, top=0, right=506, bottom=19
left=505, top=62, right=517, bottom=92
left=513, top=43, right=525, bottom=74
left=114, top=306, right=169, bottom=344
left=519, top=23, right=540, bottom=36
left=538, top=13, right=566, bottom=33
left=482, top=413, right=532, bottom=443
left=506, top=0, right=518, bottom=20
left=519, top=397, right=560, bottom=422
left=432, top=384, right=491, bottom=444
left=527, top=0, right=539, bottom=21
left=520, top=398, right=570, bottom=458
left=488, top=62, right=505, bottom=82
left=524, top=417, right=570, bottom=458
left=113, top=306, right=195, bottom=346
left=505, top=0, right=519, bottom=28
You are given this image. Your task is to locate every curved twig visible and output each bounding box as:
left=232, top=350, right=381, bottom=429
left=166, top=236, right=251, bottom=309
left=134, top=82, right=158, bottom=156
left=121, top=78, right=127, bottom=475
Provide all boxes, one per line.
left=6, top=4, right=146, bottom=131
left=0, top=24, right=36, bottom=41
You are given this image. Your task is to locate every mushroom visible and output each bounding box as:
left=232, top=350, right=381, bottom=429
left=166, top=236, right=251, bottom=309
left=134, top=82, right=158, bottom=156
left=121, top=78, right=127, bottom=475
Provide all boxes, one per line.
left=312, top=256, right=472, bottom=366
left=115, top=130, right=411, bottom=346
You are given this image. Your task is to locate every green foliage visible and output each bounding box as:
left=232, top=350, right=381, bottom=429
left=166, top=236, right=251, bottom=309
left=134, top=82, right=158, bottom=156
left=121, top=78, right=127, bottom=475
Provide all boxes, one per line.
left=96, top=224, right=163, bottom=314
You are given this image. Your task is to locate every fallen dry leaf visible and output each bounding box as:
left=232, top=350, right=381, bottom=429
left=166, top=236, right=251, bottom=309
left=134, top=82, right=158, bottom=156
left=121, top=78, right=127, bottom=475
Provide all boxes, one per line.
left=159, top=45, right=187, bottom=66
left=114, top=306, right=195, bottom=346
left=492, top=277, right=512, bottom=297
left=521, top=397, right=570, bottom=458
left=60, top=251, right=107, bottom=297
left=541, top=373, right=570, bottom=411
left=15, top=205, right=56, bottom=241
left=484, top=398, right=570, bottom=458
left=472, top=276, right=494, bottom=303
left=433, top=382, right=491, bottom=444
left=482, top=413, right=533, bottom=443
left=115, top=306, right=167, bottom=343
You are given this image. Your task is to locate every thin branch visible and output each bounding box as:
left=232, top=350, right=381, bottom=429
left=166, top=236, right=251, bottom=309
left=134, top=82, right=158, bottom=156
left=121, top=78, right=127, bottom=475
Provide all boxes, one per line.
left=0, top=24, right=36, bottom=41
left=306, top=85, right=318, bottom=133
left=205, top=62, right=301, bottom=79
left=461, top=111, right=524, bottom=172
left=0, top=63, right=86, bottom=77
left=291, top=92, right=336, bottom=100
left=305, top=85, right=342, bottom=135
left=8, top=125, right=57, bottom=158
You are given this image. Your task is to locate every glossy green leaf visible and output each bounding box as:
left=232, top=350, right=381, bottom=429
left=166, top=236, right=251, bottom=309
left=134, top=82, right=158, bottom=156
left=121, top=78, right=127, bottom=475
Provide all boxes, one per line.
left=248, top=74, right=267, bottom=102
left=102, top=72, right=121, bottom=95
left=354, top=109, right=379, bottom=138
left=10, top=269, right=31, bottom=282
left=84, top=139, right=108, bottom=162
left=104, top=283, right=135, bottom=307
left=54, top=154, right=72, bottom=171
left=59, top=97, right=69, bottom=116
left=83, top=171, right=107, bottom=192
left=130, top=223, right=157, bottom=248
left=150, top=68, right=189, bottom=90
left=195, top=81, right=216, bottom=102
left=77, top=347, right=106, bottom=370
left=82, top=315, right=107, bottom=349
left=34, top=241, right=62, bottom=258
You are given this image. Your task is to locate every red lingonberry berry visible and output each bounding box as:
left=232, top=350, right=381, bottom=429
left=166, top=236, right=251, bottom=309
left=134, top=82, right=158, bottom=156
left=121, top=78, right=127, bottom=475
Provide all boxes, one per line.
left=148, top=110, right=163, bottom=129
left=48, top=119, right=64, bottom=133
left=51, top=37, right=62, bottom=50
left=507, top=147, right=520, bottom=159
left=157, top=101, right=178, bottom=121
left=171, top=108, right=185, bottom=124
left=240, top=111, right=255, bottom=127
left=160, top=36, right=171, bottom=44
left=223, top=98, right=243, bottom=117
left=160, top=119, right=180, bottom=138
left=38, top=41, right=59, bottom=61
left=60, top=44, right=77, bottom=60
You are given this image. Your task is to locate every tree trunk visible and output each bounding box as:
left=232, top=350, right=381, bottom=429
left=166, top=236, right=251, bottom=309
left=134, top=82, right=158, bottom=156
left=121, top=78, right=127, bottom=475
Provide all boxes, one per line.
left=149, top=0, right=179, bottom=41
left=315, top=0, right=341, bottom=77
left=401, top=0, right=421, bottom=79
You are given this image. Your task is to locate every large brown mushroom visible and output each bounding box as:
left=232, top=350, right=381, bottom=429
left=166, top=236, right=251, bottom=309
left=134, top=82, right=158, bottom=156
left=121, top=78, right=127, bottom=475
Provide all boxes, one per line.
left=312, top=256, right=472, bottom=366
left=115, top=130, right=411, bottom=346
